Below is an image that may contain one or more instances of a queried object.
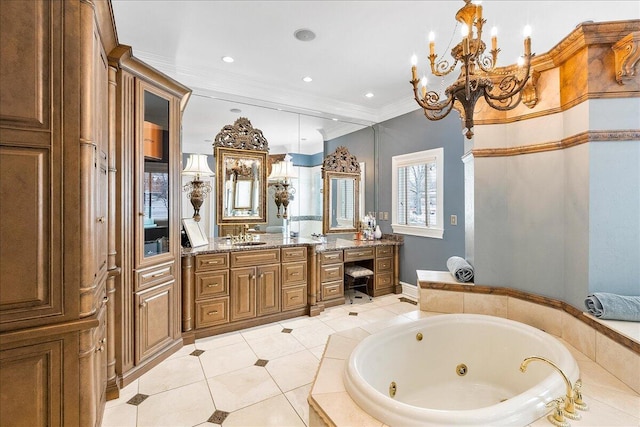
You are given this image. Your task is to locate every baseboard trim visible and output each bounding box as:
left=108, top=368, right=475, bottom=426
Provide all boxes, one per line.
left=401, top=281, right=418, bottom=300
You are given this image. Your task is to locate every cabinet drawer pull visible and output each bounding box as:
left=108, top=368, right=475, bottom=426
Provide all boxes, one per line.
left=206, top=283, right=219, bottom=288
left=206, top=260, right=221, bottom=264
left=290, top=296, right=300, bottom=300
left=326, top=254, right=338, bottom=259
left=328, top=288, right=337, bottom=293
left=207, top=310, right=219, bottom=315
left=151, top=271, right=166, bottom=278
left=291, top=272, right=300, bottom=276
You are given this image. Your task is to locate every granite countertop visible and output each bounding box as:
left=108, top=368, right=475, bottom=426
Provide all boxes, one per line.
left=181, top=234, right=403, bottom=257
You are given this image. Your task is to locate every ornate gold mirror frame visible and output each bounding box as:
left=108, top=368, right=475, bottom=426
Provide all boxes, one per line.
left=214, top=118, right=269, bottom=226
left=322, top=146, right=361, bottom=234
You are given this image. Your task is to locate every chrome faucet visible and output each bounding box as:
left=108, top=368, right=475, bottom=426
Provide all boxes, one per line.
left=520, top=356, right=581, bottom=421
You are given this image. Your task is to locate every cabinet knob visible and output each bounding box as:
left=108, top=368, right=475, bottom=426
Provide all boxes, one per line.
left=259, top=273, right=264, bottom=279
left=97, top=216, right=106, bottom=223
left=139, top=301, right=147, bottom=308
left=139, top=212, right=145, bottom=217
left=96, top=346, right=104, bottom=352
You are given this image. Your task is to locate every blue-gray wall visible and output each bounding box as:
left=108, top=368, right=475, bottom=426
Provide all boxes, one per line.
left=326, top=110, right=466, bottom=286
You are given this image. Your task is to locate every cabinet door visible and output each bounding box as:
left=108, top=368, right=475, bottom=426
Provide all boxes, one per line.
left=135, top=281, right=175, bottom=363
left=257, top=264, right=280, bottom=316
left=230, top=267, right=256, bottom=321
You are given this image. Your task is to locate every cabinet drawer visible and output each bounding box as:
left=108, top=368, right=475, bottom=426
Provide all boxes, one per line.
left=320, top=251, right=343, bottom=265
left=376, top=245, right=393, bottom=257
left=282, top=285, right=307, bottom=311
left=375, top=272, right=393, bottom=290
left=282, top=261, right=307, bottom=287
left=281, top=247, right=307, bottom=262
left=376, top=257, right=393, bottom=273
left=136, top=261, right=174, bottom=290
left=344, top=247, right=375, bottom=262
left=195, top=298, right=229, bottom=328
left=195, top=253, right=229, bottom=271
left=320, top=264, right=343, bottom=282
left=230, top=249, right=280, bottom=267
left=321, top=281, right=344, bottom=300
left=195, top=270, right=229, bottom=300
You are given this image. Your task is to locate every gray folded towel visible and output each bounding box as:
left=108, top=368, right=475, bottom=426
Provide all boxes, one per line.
left=585, top=293, right=640, bottom=322
left=446, top=256, right=474, bottom=283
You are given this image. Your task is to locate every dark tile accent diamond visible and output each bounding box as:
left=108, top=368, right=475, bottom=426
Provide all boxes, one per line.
left=208, top=410, right=230, bottom=424
left=348, top=312, right=358, bottom=316
left=255, top=359, right=269, bottom=367
left=127, top=393, right=149, bottom=406
left=281, top=328, right=293, bottom=333
left=399, top=297, right=418, bottom=305
left=190, top=349, right=205, bottom=357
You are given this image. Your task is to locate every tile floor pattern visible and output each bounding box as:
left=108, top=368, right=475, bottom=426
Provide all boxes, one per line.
left=101, top=292, right=417, bottom=427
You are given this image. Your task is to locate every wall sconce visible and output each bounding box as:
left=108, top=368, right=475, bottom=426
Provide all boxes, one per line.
left=268, top=155, right=296, bottom=219
left=182, top=153, right=214, bottom=221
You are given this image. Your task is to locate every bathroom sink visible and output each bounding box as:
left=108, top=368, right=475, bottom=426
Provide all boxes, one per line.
left=232, top=241, right=267, bottom=247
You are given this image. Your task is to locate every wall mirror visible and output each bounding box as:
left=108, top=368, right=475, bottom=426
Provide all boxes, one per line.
left=322, top=146, right=361, bottom=234
left=215, top=146, right=267, bottom=225
left=181, top=93, right=372, bottom=237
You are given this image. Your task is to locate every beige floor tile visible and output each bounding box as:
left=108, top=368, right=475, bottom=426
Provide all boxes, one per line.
left=333, top=326, right=371, bottom=341
left=199, top=340, right=258, bottom=378
left=222, top=394, right=305, bottom=427
left=357, top=307, right=402, bottom=323
left=361, top=313, right=413, bottom=334
left=244, top=330, right=306, bottom=360
left=383, top=301, right=419, bottom=315
left=285, top=383, right=312, bottom=426
left=321, top=312, right=371, bottom=332
left=138, top=354, right=206, bottom=395
left=137, top=380, right=215, bottom=427
left=370, top=294, right=402, bottom=307
left=241, top=322, right=287, bottom=340
left=167, top=343, right=196, bottom=359
left=196, top=331, right=244, bottom=350
left=290, top=321, right=336, bottom=349
left=401, top=310, right=440, bottom=320
left=101, top=401, right=138, bottom=427
left=105, top=379, right=138, bottom=409
left=308, top=344, right=326, bottom=360
left=315, top=306, right=351, bottom=321
left=570, top=394, right=640, bottom=426
left=280, top=315, right=325, bottom=330
left=207, top=365, right=281, bottom=412
left=266, top=349, right=319, bottom=392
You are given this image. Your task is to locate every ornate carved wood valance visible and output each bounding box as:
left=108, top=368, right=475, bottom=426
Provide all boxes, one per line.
left=213, top=117, right=269, bottom=151
left=322, top=146, right=360, bottom=176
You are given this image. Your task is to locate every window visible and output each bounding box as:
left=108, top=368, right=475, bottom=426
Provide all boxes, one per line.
left=392, top=147, right=444, bottom=238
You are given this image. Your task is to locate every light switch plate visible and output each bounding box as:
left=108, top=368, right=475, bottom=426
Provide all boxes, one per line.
left=450, top=215, right=457, bottom=226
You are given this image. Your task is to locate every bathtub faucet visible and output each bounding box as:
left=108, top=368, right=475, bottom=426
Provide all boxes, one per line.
left=520, top=356, right=581, bottom=421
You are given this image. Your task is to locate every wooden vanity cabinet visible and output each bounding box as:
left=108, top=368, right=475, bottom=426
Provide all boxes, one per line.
left=230, top=249, right=281, bottom=321
left=110, top=46, right=191, bottom=388
left=319, top=250, right=345, bottom=306
left=194, top=253, right=229, bottom=328
left=374, top=245, right=395, bottom=296
left=281, top=247, right=308, bottom=311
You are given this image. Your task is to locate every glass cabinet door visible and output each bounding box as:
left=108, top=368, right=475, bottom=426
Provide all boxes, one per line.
left=141, top=89, right=170, bottom=258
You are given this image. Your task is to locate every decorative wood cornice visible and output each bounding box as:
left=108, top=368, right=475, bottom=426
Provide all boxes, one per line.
left=473, top=130, right=640, bottom=157
left=321, top=146, right=360, bottom=174
left=213, top=117, right=269, bottom=152
left=613, top=31, right=640, bottom=85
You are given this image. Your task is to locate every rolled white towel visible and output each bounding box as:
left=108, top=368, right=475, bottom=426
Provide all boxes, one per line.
left=446, top=256, right=474, bottom=283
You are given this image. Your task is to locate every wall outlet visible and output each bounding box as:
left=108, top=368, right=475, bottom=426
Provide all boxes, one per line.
left=450, top=215, right=457, bottom=226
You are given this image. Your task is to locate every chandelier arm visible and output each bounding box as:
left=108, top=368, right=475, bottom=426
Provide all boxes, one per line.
left=423, top=101, right=456, bottom=121
left=411, top=81, right=455, bottom=112
left=484, top=55, right=533, bottom=102
left=476, top=54, right=496, bottom=73
left=483, top=90, right=523, bottom=111
left=430, top=57, right=458, bottom=77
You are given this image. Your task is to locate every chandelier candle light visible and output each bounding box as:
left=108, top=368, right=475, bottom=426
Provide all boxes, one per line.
left=410, top=0, right=534, bottom=139
left=182, top=153, right=215, bottom=221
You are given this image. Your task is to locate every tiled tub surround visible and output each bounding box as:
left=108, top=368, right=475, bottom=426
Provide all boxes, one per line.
left=309, top=304, right=640, bottom=427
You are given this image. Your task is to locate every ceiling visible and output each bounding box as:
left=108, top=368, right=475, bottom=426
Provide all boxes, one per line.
left=111, top=1, right=639, bottom=154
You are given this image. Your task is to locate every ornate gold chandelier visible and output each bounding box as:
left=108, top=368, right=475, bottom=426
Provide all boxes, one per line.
left=410, top=0, right=533, bottom=139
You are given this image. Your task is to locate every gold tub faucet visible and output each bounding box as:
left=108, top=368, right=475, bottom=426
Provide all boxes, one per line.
left=520, top=356, right=581, bottom=421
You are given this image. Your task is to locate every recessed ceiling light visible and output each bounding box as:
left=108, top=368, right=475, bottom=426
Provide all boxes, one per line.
left=302, top=76, right=313, bottom=83
left=365, top=92, right=374, bottom=98
left=230, top=108, right=241, bottom=113
left=332, top=118, right=338, bottom=121
left=294, top=28, right=316, bottom=42
left=221, top=56, right=234, bottom=63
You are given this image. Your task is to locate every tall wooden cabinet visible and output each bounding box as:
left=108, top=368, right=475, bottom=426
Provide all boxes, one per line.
left=0, top=1, right=117, bottom=426
left=109, top=46, right=191, bottom=387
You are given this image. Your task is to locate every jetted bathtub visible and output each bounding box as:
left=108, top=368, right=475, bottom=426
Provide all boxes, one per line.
left=344, top=313, right=579, bottom=426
